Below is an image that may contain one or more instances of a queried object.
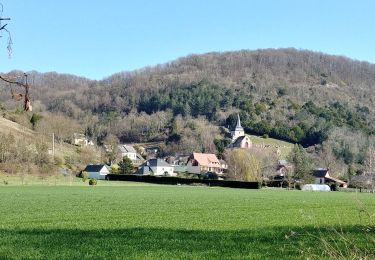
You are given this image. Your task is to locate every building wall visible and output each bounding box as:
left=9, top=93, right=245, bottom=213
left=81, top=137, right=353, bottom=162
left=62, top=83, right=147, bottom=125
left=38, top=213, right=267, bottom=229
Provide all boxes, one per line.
left=151, top=166, right=174, bottom=176
left=231, top=130, right=244, bottom=141
left=186, top=163, right=201, bottom=174
left=87, top=171, right=107, bottom=180
left=122, top=152, right=137, bottom=160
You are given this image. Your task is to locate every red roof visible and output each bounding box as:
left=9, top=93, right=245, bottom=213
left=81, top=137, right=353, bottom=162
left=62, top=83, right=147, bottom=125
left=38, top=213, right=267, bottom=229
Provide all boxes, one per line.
left=190, top=152, right=221, bottom=168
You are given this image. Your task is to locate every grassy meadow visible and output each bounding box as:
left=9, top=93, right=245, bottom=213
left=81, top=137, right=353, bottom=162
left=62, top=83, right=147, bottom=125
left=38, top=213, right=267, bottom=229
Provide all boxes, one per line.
left=0, top=180, right=374, bottom=259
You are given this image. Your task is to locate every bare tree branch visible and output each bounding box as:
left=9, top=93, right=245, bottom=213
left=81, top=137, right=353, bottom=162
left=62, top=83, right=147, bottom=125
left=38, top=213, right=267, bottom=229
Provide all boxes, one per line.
left=0, top=74, right=32, bottom=111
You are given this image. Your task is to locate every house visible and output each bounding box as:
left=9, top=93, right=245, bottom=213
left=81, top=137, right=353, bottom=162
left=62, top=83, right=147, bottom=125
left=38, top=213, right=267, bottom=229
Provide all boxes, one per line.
left=137, top=159, right=174, bottom=176
left=219, top=159, right=228, bottom=171
left=119, top=145, right=137, bottom=160
left=118, top=144, right=145, bottom=166
left=228, top=114, right=252, bottom=149
left=83, top=164, right=110, bottom=180
left=275, top=160, right=290, bottom=177
left=313, top=169, right=347, bottom=188
left=74, top=133, right=94, bottom=146
left=186, top=152, right=223, bottom=175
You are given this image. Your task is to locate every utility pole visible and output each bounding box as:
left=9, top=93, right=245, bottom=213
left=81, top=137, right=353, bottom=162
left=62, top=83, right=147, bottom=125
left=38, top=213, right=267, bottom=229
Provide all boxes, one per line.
left=52, top=133, right=55, bottom=156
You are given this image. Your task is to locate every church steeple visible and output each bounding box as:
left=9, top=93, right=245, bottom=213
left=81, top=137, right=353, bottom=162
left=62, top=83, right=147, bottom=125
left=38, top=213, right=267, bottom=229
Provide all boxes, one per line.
left=231, top=114, right=244, bottom=141
left=236, top=114, right=242, bottom=128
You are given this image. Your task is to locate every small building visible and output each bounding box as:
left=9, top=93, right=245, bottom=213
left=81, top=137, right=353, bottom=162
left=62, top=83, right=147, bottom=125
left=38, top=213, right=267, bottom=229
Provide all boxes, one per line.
left=275, top=160, right=290, bottom=177
left=74, top=133, right=94, bottom=146
left=83, top=164, right=110, bottom=180
left=119, top=145, right=137, bottom=160
left=186, top=152, right=223, bottom=175
left=137, top=159, right=174, bottom=176
left=228, top=114, right=252, bottom=149
left=118, top=144, right=145, bottom=166
left=313, top=169, right=347, bottom=188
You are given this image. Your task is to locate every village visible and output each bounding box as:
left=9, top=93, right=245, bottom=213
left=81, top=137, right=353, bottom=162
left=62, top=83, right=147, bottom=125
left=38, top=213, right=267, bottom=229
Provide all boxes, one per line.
left=78, top=115, right=350, bottom=190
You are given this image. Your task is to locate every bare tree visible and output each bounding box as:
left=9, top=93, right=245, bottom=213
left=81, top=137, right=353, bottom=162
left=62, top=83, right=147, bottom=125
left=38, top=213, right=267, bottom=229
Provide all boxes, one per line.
left=0, top=73, right=32, bottom=111
left=0, top=3, right=31, bottom=111
left=0, top=3, right=12, bottom=57
left=364, top=147, right=375, bottom=173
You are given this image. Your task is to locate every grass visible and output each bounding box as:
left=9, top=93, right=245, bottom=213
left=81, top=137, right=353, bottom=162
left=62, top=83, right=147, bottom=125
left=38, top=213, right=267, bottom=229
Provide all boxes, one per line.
left=247, top=134, right=294, bottom=159
left=0, top=182, right=374, bottom=259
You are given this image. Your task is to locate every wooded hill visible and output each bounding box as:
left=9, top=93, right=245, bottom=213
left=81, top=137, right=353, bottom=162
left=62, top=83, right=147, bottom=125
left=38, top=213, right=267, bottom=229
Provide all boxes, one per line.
left=1, top=48, right=374, bottom=165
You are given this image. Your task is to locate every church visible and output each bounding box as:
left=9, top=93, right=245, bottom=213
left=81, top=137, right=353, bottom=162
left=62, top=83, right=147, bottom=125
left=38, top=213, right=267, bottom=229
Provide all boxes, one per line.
left=228, top=114, right=252, bottom=149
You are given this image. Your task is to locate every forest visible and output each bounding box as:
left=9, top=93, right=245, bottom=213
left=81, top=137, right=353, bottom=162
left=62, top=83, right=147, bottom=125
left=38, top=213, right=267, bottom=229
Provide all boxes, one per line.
left=0, top=48, right=374, bottom=175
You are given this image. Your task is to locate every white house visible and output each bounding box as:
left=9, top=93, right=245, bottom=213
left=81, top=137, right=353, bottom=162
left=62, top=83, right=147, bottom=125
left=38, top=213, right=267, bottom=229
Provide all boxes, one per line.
left=118, top=144, right=145, bottom=166
left=186, top=152, right=223, bottom=175
left=137, top=159, right=174, bottom=176
left=118, top=145, right=137, bottom=160
left=313, top=168, right=347, bottom=188
left=83, top=164, right=110, bottom=180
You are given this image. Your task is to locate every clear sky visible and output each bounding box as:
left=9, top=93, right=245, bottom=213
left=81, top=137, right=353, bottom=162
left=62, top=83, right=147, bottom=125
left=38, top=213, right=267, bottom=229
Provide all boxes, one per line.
left=0, top=0, right=374, bottom=80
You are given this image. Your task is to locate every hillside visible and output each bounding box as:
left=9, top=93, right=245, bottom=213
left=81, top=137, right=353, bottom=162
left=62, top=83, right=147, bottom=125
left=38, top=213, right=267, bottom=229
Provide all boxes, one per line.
left=1, top=48, right=374, bottom=167
left=0, top=116, right=34, bottom=138
left=0, top=114, right=101, bottom=175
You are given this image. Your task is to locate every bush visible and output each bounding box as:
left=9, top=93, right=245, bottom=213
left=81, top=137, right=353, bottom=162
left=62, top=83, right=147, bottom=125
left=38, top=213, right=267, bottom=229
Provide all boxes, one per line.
left=89, top=178, right=97, bottom=186
left=81, top=171, right=88, bottom=182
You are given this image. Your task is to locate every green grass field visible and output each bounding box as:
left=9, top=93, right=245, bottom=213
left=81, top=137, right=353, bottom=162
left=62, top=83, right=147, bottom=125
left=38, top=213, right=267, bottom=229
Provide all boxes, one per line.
left=0, top=181, right=374, bottom=259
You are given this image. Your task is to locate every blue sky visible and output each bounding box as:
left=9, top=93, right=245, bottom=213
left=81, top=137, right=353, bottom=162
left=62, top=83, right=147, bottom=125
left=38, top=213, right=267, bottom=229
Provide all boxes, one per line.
left=0, top=0, right=374, bottom=80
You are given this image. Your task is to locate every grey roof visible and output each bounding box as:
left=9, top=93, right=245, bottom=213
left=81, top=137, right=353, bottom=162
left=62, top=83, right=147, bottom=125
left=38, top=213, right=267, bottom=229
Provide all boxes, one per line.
left=233, top=114, right=244, bottom=131
left=236, top=114, right=242, bottom=128
left=119, top=145, right=137, bottom=153
left=84, top=164, right=107, bottom=172
left=136, top=153, right=145, bottom=161
left=147, top=159, right=171, bottom=167
left=232, top=136, right=247, bottom=146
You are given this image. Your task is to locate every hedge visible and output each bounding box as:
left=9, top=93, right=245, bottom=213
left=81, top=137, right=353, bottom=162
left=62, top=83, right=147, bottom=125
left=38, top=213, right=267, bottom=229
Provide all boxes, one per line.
left=106, top=174, right=261, bottom=189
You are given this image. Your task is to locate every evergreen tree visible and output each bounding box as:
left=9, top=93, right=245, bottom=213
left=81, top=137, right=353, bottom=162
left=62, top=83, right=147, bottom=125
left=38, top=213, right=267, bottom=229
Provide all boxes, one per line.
left=118, top=156, right=134, bottom=175
left=30, top=113, right=42, bottom=130
left=289, top=144, right=314, bottom=184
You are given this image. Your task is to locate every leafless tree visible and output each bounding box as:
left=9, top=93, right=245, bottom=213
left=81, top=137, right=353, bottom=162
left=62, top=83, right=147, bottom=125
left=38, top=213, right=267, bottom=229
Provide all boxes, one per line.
left=0, top=3, right=12, bottom=57
left=0, top=73, right=32, bottom=111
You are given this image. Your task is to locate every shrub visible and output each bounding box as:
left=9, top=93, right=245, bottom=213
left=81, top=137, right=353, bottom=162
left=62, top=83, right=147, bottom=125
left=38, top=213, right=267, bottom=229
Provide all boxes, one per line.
left=89, top=178, right=97, bottom=186
left=81, top=171, right=88, bottom=182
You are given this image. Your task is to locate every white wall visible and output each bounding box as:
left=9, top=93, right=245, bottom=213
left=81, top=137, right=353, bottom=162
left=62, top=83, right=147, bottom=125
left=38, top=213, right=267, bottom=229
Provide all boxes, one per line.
left=151, top=166, right=174, bottom=176
left=123, top=152, right=137, bottom=160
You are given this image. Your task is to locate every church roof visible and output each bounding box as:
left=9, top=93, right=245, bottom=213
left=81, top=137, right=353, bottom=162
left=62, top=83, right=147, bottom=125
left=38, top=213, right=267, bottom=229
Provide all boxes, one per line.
left=232, top=136, right=247, bottom=146
left=233, top=114, right=244, bottom=131
left=236, top=114, right=242, bottom=128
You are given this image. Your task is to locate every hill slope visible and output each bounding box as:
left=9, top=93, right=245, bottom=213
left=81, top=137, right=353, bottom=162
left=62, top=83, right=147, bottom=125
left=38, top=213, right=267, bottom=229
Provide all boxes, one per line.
left=0, top=116, right=35, bottom=138
left=1, top=48, right=374, bottom=161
